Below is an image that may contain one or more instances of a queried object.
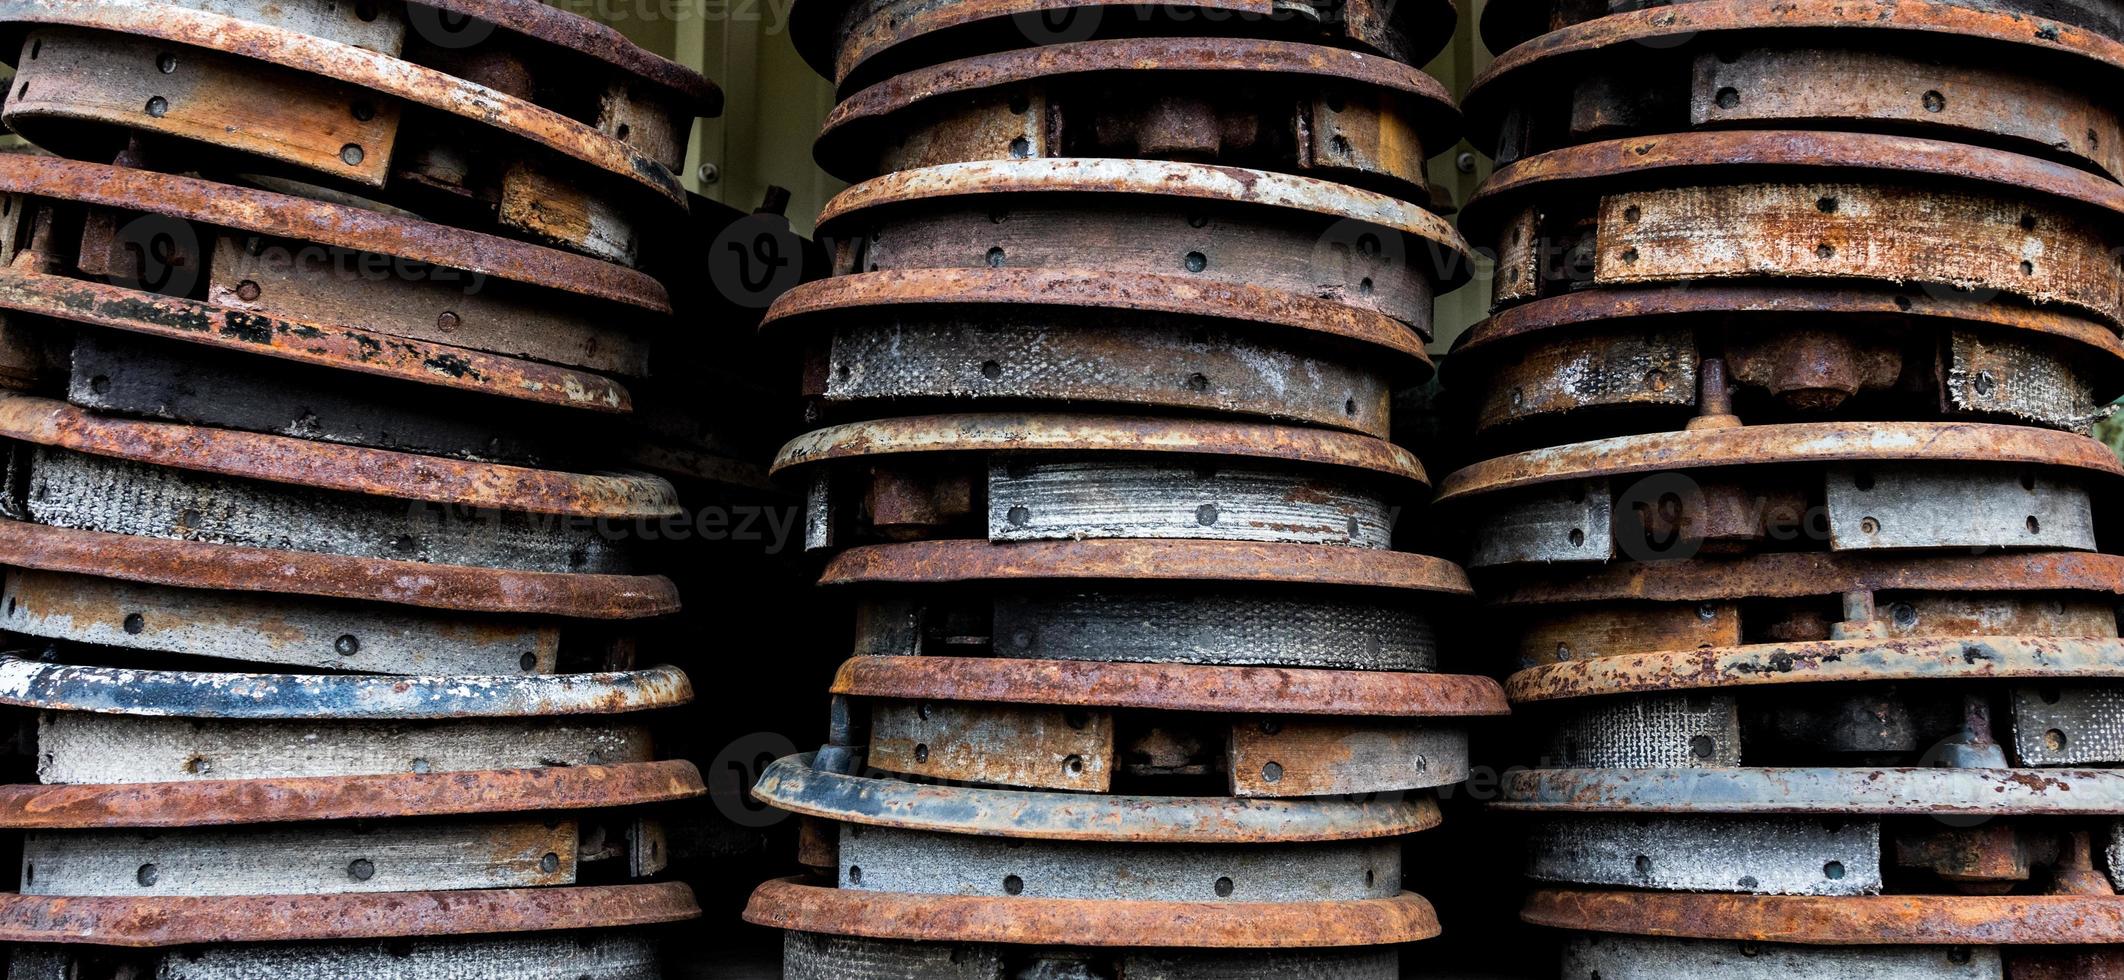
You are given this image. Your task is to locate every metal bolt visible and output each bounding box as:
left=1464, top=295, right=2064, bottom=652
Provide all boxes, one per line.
left=1455, top=151, right=1477, bottom=174
left=697, top=162, right=721, bottom=184
left=348, top=858, right=375, bottom=881
left=340, top=144, right=366, bottom=166
left=437, top=311, right=460, bottom=332
left=235, top=280, right=262, bottom=302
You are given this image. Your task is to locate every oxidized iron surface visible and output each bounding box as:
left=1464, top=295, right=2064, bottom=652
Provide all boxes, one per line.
left=0, top=2, right=718, bottom=972
left=1454, top=2, right=2124, bottom=971
left=753, top=2, right=1495, bottom=969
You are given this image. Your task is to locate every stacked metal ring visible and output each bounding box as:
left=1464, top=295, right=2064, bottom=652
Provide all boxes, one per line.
left=0, top=1, right=721, bottom=974
left=746, top=0, right=1506, bottom=972
left=1452, top=0, right=2124, bottom=974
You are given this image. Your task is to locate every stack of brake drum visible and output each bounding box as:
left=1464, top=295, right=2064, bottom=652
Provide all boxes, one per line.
left=1448, top=0, right=2124, bottom=975
left=0, top=1, right=727, bottom=975
left=741, top=0, right=1515, bottom=974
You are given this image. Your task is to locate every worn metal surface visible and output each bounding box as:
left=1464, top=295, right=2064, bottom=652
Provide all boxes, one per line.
left=1449, top=286, right=2124, bottom=436
left=745, top=876, right=1442, bottom=947
left=752, top=754, right=1439, bottom=843
left=0, top=156, right=667, bottom=313
left=772, top=267, right=1431, bottom=433
left=0, top=881, right=700, bottom=946
left=1524, top=888, right=2124, bottom=944
left=1497, top=767, right=2124, bottom=816
left=0, top=391, right=677, bottom=519
left=1480, top=0, right=2124, bottom=54
left=1462, top=131, right=2124, bottom=326
left=0, top=657, right=691, bottom=719
left=988, top=459, right=1396, bottom=547
left=782, top=932, right=1398, bottom=980
left=794, top=0, right=1455, bottom=92
left=1467, top=0, right=2124, bottom=174
left=0, top=1, right=689, bottom=206
left=36, top=712, right=655, bottom=784
left=22, top=446, right=638, bottom=574
left=1559, top=934, right=2003, bottom=978
left=820, top=538, right=1473, bottom=594
left=9, top=931, right=665, bottom=978
left=0, top=760, right=704, bottom=829
left=0, top=269, right=633, bottom=414
left=832, top=656, right=1508, bottom=717
left=0, top=518, right=681, bottom=619
left=21, top=818, right=577, bottom=896
left=837, top=824, right=1398, bottom=902
left=818, top=159, right=1472, bottom=335
left=1509, top=637, right=2124, bottom=703
left=1437, top=420, right=2123, bottom=506
left=1527, top=814, right=1882, bottom=896
left=816, top=38, right=1457, bottom=198
left=1, top=566, right=561, bottom=675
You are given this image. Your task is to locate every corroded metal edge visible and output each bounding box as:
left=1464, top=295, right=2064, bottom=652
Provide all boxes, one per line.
left=817, top=37, right=1461, bottom=178
left=763, top=268, right=1435, bottom=362
left=1460, top=130, right=2124, bottom=246
left=1489, top=551, right=2124, bottom=606
left=1466, top=0, right=2124, bottom=150
left=1436, top=421, right=2124, bottom=503
left=771, top=413, right=1429, bottom=488
left=834, top=656, right=1510, bottom=717
left=1448, top=283, right=2124, bottom=373
left=790, top=0, right=1460, bottom=90
left=1497, top=767, right=2124, bottom=816
left=414, top=0, right=720, bottom=109
left=0, top=0, right=688, bottom=206
left=818, top=158, right=1473, bottom=285
left=1523, top=889, right=2124, bottom=945
left=745, top=877, right=1441, bottom=947
left=0, top=269, right=632, bottom=413
left=0, top=882, right=700, bottom=947
left=1508, top=636, right=2124, bottom=702
left=819, top=539, right=1476, bottom=595
left=0, top=135, right=668, bottom=313
left=0, top=518, right=682, bottom=619
left=754, top=754, right=1440, bottom=843
left=0, top=391, right=680, bottom=518
left=0, top=760, right=704, bottom=829
left=0, top=656, right=695, bottom=719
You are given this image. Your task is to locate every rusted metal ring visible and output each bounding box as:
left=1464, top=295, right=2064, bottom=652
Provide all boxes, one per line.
left=822, top=159, right=1471, bottom=288
left=754, top=754, right=1440, bottom=843
left=1479, top=0, right=2124, bottom=58
left=1465, top=0, right=2124, bottom=173
left=0, top=270, right=632, bottom=414
left=0, top=882, right=700, bottom=947
left=0, top=519, right=680, bottom=620
left=1488, top=550, right=2124, bottom=606
left=0, top=656, right=694, bottom=719
left=791, top=0, right=1460, bottom=94
left=765, top=268, right=1433, bottom=369
left=1462, top=130, right=2124, bottom=249
left=1497, top=766, right=2124, bottom=816
left=0, top=0, right=687, bottom=206
left=746, top=877, right=1441, bottom=947
left=773, top=413, right=1428, bottom=488
left=0, top=392, right=679, bottom=518
left=816, top=38, right=1459, bottom=192
left=1435, top=421, right=2124, bottom=504
left=0, top=760, right=704, bottom=830
left=0, top=156, right=668, bottom=313
left=1523, top=889, right=2124, bottom=945
left=833, top=655, right=1509, bottom=717
left=1449, top=283, right=2124, bottom=389
left=413, top=0, right=720, bottom=111
left=1508, top=636, right=2124, bottom=702
left=820, top=539, right=1475, bottom=595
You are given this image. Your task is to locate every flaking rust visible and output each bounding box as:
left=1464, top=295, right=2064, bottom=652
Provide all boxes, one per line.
left=1455, top=0, right=2124, bottom=973
left=0, top=1, right=717, bottom=973
left=746, top=0, right=1506, bottom=964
